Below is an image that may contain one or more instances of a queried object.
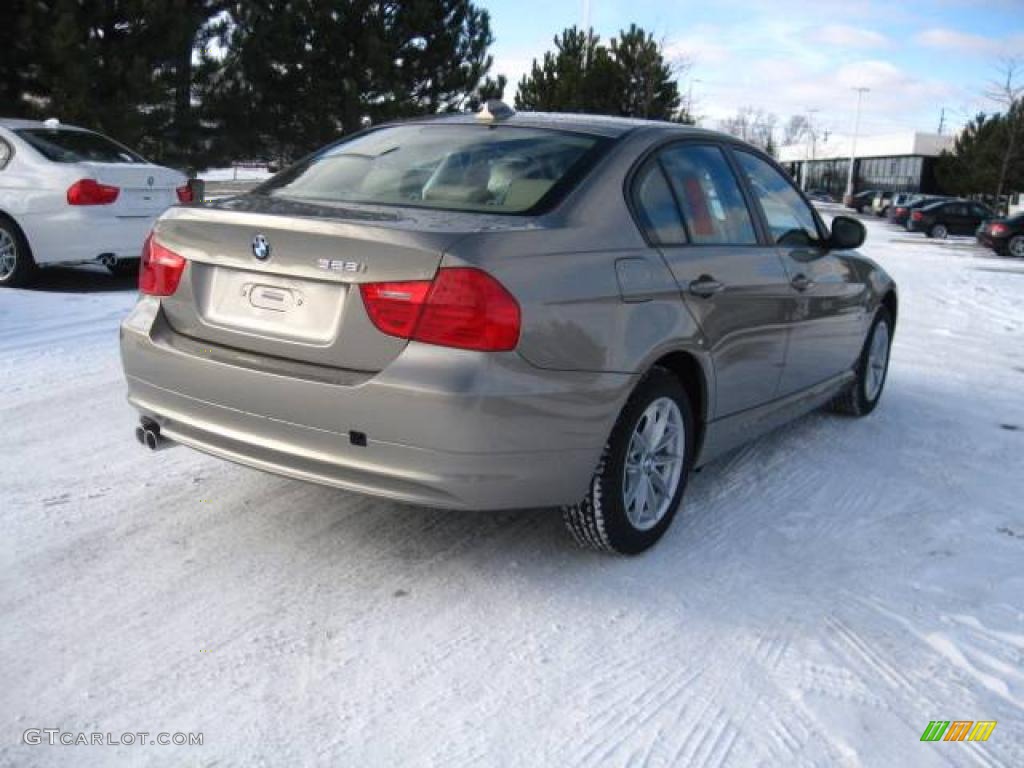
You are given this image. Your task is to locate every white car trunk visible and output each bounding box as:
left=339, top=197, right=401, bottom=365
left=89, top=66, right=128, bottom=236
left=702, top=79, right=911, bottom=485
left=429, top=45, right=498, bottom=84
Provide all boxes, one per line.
left=78, top=162, right=183, bottom=216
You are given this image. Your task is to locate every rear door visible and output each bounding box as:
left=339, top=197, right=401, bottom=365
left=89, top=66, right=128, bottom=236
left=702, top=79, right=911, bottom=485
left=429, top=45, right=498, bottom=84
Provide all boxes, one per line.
left=941, top=202, right=968, bottom=234
left=731, top=149, right=869, bottom=396
left=634, top=142, right=790, bottom=417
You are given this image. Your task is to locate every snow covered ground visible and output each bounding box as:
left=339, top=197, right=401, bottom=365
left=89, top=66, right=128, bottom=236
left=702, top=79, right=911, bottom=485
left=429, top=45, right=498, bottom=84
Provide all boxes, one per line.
left=1, top=214, right=1022, bottom=767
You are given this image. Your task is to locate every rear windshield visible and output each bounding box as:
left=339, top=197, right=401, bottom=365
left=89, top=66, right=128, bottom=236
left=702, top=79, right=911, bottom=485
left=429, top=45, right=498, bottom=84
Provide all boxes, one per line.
left=259, top=124, right=608, bottom=214
left=16, top=128, right=144, bottom=164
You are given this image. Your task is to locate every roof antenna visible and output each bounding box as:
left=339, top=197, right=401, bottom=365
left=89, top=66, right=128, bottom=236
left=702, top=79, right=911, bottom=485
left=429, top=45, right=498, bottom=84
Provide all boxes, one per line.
left=477, top=100, right=515, bottom=122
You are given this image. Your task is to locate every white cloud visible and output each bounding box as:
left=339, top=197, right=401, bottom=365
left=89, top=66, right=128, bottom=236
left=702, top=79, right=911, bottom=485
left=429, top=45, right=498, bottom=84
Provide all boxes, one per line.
left=835, top=60, right=903, bottom=89
left=665, top=26, right=732, bottom=66
left=914, top=27, right=1024, bottom=56
left=817, top=24, right=889, bottom=49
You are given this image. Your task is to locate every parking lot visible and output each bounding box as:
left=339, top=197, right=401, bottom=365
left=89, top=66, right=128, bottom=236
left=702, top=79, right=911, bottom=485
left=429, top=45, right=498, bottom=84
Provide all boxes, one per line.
left=2, top=212, right=1022, bottom=766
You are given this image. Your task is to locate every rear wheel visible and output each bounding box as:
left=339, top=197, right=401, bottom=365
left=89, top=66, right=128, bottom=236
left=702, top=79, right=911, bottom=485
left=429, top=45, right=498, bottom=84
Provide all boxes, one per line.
left=1008, top=235, right=1024, bottom=258
left=929, top=223, right=948, bottom=239
left=831, top=308, right=892, bottom=417
left=0, top=215, right=36, bottom=288
left=562, top=367, right=694, bottom=555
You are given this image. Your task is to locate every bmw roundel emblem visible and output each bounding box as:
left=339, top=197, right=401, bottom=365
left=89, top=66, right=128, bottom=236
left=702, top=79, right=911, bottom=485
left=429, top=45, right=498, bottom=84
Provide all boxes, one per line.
left=252, top=234, right=271, bottom=261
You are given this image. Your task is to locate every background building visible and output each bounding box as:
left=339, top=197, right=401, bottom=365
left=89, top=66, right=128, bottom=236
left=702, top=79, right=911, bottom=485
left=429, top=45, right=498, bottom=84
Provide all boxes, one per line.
left=778, top=132, right=954, bottom=199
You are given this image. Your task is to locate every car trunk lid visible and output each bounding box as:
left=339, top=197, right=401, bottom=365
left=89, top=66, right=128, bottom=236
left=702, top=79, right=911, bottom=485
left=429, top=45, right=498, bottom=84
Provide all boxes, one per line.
left=79, top=162, right=184, bottom=216
left=153, top=198, right=470, bottom=372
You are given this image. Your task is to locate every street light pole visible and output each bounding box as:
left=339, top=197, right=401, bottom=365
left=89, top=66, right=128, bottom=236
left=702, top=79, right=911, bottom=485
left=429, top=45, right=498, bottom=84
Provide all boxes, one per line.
left=686, top=79, right=702, bottom=123
left=802, top=107, right=819, bottom=191
left=844, top=87, right=869, bottom=205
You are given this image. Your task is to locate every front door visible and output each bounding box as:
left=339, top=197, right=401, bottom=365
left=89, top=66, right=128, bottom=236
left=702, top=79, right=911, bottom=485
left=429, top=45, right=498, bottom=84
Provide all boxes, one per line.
left=632, top=143, right=791, bottom=418
left=731, top=149, right=869, bottom=396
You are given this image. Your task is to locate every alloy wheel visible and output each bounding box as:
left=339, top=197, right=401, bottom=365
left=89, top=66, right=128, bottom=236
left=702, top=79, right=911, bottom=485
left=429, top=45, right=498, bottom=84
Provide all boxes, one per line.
left=0, top=228, right=16, bottom=281
left=864, top=319, right=890, bottom=402
left=622, top=397, right=686, bottom=531
left=1009, top=236, right=1024, bottom=258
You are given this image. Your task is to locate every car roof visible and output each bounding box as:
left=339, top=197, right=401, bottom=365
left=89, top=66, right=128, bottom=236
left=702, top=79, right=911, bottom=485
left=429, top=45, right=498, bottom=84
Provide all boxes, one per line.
left=391, top=110, right=724, bottom=139
left=0, top=117, right=90, bottom=131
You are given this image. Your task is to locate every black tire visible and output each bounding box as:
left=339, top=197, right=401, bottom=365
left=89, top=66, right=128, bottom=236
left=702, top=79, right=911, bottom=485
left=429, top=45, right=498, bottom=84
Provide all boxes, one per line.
left=107, top=258, right=140, bottom=277
left=562, top=367, right=695, bottom=555
left=831, top=308, right=893, bottom=417
left=0, top=214, right=37, bottom=288
left=929, top=223, right=948, bottom=239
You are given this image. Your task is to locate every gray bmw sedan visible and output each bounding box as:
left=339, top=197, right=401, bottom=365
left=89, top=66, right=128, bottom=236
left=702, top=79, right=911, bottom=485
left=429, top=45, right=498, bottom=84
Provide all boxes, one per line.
left=120, top=103, right=896, bottom=554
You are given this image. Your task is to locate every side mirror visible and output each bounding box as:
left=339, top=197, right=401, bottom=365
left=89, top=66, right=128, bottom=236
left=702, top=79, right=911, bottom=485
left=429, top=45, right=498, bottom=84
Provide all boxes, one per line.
left=828, top=215, right=866, bottom=250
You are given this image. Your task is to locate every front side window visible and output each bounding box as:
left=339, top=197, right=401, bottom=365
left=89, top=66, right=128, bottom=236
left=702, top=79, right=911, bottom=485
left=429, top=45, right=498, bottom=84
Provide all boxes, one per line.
left=656, top=144, right=757, bottom=245
left=735, top=150, right=821, bottom=247
left=259, top=124, right=606, bottom=214
left=16, top=129, right=144, bottom=164
left=0, top=139, right=10, bottom=170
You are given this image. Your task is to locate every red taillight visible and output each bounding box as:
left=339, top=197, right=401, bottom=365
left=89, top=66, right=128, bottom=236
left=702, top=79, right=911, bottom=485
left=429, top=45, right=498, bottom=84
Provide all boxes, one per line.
left=991, top=223, right=1008, bottom=236
left=911, top=210, right=924, bottom=221
left=176, top=184, right=193, bottom=203
left=895, top=207, right=906, bottom=216
left=138, top=234, right=186, bottom=296
left=67, top=178, right=119, bottom=205
left=360, top=267, right=520, bottom=352
left=360, top=280, right=433, bottom=338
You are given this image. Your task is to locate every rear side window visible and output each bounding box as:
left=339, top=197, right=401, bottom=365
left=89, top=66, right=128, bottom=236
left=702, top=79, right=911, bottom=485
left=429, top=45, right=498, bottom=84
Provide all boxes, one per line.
left=633, top=162, right=687, bottom=245
left=260, top=124, right=606, bottom=214
left=15, top=129, right=144, bottom=164
left=734, top=150, right=820, bottom=246
left=0, top=139, right=10, bottom=170
left=656, top=145, right=757, bottom=245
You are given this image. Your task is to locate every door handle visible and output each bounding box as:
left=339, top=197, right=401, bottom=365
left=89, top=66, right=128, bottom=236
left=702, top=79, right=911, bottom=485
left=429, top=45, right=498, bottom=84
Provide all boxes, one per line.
left=688, top=275, right=724, bottom=298
left=790, top=273, right=815, bottom=292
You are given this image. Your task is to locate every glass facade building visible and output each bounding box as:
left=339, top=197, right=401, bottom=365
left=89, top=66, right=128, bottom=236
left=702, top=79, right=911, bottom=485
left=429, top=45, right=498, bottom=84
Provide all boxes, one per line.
left=781, top=155, right=941, bottom=200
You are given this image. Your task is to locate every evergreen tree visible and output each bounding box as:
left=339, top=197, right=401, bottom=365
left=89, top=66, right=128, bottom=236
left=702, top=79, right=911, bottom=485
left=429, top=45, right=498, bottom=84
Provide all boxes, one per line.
left=0, top=0, right=224, bottom=168
left=935, top=109, right=1023, bottom=199
left=609, top=25, right=679, bottom=119
left=514, top=25, right=681, bottom=121
left=205, top=0, right=496, bottom=165
left=0, top=1, right=42, bottom=118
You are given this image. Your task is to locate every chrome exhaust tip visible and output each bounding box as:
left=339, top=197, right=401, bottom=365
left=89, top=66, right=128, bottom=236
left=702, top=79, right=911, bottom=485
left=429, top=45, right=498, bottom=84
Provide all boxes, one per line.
left=136, top=419, right=171, bottom=451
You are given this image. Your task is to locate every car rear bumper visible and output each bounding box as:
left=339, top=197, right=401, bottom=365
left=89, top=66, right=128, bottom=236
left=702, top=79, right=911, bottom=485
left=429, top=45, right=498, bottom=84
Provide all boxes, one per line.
left=120, top=297, right=633, bottom=510
left=20, top=209, right=158, bottom=265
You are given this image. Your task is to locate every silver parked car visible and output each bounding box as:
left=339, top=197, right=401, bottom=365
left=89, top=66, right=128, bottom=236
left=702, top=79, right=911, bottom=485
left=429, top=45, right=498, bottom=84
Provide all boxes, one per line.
left=121, top=105, right=897, bottom=554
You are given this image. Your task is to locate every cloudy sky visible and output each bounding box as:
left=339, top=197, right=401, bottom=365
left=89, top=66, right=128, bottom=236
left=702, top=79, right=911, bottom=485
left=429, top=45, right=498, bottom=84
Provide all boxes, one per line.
left=484, top=0, right=1024, bottom=141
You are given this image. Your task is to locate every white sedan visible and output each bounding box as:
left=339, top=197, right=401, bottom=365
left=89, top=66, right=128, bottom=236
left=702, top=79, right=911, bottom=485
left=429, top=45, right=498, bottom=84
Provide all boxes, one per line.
left=0, top=118, right=190, bottom=287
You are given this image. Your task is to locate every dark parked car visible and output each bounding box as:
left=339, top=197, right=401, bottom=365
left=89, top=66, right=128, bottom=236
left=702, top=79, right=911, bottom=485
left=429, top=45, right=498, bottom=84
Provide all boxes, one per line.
left=806, top=188, right=834, bottom=203
left=977, top=213, right=1024, bottom=257
left=908, top=200, right=993, bottom=238
left=890, top=196, right=947, bottom=227
left=847, top=189, right=880, bottom=213
left=118, top=106, right=897, bottom=554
